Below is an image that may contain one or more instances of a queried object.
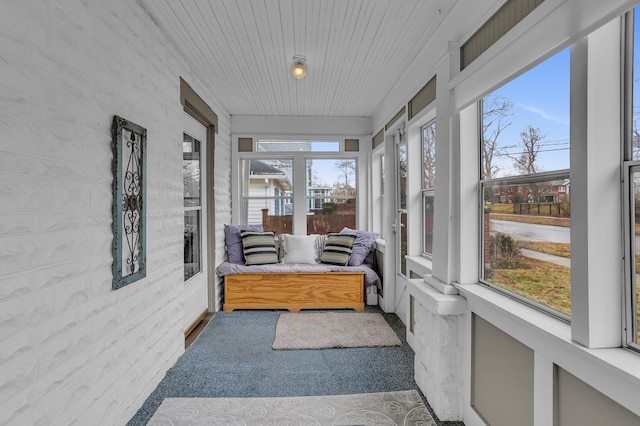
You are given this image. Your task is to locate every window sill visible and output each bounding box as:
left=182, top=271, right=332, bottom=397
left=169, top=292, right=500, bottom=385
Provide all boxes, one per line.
left=405, top=255, right=432, bottom=277
left=455, top=282, right=640, bottom=416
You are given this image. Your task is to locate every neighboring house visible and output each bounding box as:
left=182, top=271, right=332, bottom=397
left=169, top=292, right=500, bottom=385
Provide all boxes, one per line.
left=492, top=179, right=570, bottom=203
left=307, top=186, right=332, bottom=212
left=247, top=160, right=292, bottom=222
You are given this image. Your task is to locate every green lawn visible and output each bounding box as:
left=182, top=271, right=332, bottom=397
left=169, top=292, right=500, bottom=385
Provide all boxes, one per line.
left=486, top=214, right=638, bottom=339
left=486, top=256, right=571, bottom=316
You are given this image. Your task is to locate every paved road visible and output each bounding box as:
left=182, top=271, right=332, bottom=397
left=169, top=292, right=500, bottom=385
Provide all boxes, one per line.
left=491, top=219, right=569, bottom=243
left=493, top=218, right=640, bottom=253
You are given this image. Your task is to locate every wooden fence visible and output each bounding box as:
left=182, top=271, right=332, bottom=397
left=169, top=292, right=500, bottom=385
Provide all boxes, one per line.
left=261, top=203, right=356, bottom=235
left=513, top=202, right=569, bottom=217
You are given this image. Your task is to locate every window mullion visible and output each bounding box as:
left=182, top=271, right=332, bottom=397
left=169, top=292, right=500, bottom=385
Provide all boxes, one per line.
left=570, top=20, right=623, bottom=348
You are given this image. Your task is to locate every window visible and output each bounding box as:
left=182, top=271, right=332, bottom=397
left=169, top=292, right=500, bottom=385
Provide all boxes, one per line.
left=397, top=137, right=408, bottom=276
left=627, top=168, right=640, bottom=347
left=257, top=140, right=340, bottom=152
left=240, top=159, right=293, bottom=233
left=378, top=153, right=386, bottom=237
left=238, top=140, right=359, bottom=235
left=422, top=121, right=436, bottom=255
left=183, top=133, right=202, bottom=281
left=305, top=159, right=357, bottom=234
left=480, top=48, right=571, bottom=318
left=625, top=5, right=640, bottom=349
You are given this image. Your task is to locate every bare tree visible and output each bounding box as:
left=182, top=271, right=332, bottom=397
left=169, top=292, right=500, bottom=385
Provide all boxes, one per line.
left=309, top=167, right=328, bottom=187
left=633, top=106, right=640, bottom=160
left=481, top=94, right=513, bottom=179
left=422, top=123, right=436, bottom=188
left=334, top=160, right=356, bottom=195
left=510, top=125, right=545, bottom=175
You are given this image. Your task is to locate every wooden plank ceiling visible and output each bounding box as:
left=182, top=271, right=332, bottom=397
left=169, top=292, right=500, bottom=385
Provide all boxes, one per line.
left=140, top=0, right=450, bottom=117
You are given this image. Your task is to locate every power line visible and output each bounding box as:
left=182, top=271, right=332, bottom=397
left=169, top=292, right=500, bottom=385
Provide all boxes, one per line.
left=495, top=147, right=570, bottom=156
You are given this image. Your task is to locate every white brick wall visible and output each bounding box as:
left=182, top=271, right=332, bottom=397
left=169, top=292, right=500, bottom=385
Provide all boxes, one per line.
left=0, top=1, right=231, bottom=424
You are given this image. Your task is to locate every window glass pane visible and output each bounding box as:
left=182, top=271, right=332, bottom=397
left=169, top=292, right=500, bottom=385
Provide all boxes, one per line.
left=183, top=134, right=200, bottom=207
left=482, top=174, right=571, bottom=316
left=184, top=210, right=201, bottom=281
left=241, top=159, right=292, bottom=197
left=257, top=140, right=340, bottom=152
left=629, top=5, right=640, bottom=347
left=381, top=154, right=386, bottom=235
left=397, top=139, right=408, bottom=275
left=422, top=122, right=436, bottom=189
left=398, top=142, right=408, bottom=210
left=400, top=211, right=408, bottom=275
left=423, top=193, right=434, bottom=255
left=634, top=7, right=640, bottom=160
left=632, top=171, right=640, bottom=344
left=245, top=197, right=292, bottom=235
left=480, top=48, right=571, bottom=317
left=183, top=133, right=202, bottom=281
left=305, top=159, right=357, bottom=234
left=481, top=49, right=570, bottom=180
left=381, top=154, right=385, bottom=195
left=240, top=159, right=293, bottom=235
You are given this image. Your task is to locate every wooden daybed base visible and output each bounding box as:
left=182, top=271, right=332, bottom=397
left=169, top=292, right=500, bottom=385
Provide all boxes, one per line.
left=222, top=271, right=365, bottom=312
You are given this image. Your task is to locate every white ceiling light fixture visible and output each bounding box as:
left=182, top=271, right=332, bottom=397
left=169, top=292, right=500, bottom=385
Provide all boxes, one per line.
left=290, top=55, right=308, bottom=80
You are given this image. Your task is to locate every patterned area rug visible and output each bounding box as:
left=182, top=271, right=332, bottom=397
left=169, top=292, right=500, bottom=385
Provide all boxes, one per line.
left=147, top=390, right=436, bottom=425
left=272, top=312, right=402, bottom=350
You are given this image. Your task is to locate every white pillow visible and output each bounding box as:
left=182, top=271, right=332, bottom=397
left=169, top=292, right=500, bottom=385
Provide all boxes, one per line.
left=281, top=234, right=320, bottom=264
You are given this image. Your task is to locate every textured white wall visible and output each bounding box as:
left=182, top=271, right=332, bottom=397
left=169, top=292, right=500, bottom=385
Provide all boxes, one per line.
left=0, top=1, right=231, bottom=424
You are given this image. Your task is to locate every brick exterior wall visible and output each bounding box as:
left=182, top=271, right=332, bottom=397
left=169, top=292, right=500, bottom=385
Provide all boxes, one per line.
left=0, top=1, right=231, bottom=424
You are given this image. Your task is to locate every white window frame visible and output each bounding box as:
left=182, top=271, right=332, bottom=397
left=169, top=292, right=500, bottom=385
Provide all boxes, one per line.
left=239, top=157, right=293, bottom=226
left=421, top=120, right=436, bottom=257
left=372, top=148, right=385, bottom=238
left=479, top=169, right=571, bottom=321
left=233, top=139, right=363, bottom=234
left=623, top=164, right=640, bottom=351
left=624, top=7, right=640, bottom=351
left=477, top=46, right=572, bottom=321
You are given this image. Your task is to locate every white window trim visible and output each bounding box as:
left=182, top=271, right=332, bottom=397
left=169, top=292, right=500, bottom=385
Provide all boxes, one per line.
left=372, top=145, right=385, bottom=238
left=458, top=16, right=625, bottom=352
left=421, top=120, right=436, bottom=258
left=624, top=7, right=639, bottom=351
left=232, top=138, right=366, bottom=234
left=422, top=190, right=435, bottom=257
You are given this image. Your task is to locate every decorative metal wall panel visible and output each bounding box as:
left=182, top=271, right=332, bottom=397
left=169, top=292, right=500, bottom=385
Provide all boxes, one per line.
left=112, top=115, right=147, bottom=289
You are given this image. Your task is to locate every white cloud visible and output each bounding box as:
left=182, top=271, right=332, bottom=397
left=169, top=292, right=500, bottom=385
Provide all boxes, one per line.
left=519, top=104, right=569, bottom=125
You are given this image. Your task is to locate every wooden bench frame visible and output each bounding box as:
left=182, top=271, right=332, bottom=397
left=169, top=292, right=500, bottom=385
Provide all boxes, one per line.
left=222, top=271, right=365, bottom=312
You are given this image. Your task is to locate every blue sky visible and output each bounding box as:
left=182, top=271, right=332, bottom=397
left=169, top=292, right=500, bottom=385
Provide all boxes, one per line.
left=489, top=47, right=571, bottom=176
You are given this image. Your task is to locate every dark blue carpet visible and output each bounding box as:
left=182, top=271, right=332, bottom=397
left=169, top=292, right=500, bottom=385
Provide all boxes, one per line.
left=127, top=306, right=463, bottom=425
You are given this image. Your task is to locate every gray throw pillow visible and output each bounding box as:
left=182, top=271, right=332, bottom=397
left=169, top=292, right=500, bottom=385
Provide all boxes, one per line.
left=340, top=227, right=380, bottom=266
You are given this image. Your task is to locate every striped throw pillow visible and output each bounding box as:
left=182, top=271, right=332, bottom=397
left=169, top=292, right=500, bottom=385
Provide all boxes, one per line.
left=320, top=233, right=357, bottom=266
left=240, top=231, right=279, bottom=265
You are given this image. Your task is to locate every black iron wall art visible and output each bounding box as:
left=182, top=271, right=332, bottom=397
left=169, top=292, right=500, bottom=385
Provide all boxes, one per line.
left=111, top=115, right=147, bottom=289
